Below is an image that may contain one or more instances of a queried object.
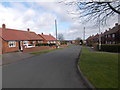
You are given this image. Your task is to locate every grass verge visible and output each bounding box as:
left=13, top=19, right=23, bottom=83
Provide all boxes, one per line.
left=30, top=48, right=64, bottom=55
left=79, top=47, right=118, bottom=88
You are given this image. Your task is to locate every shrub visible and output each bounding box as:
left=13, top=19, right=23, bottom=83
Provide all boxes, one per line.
left=60, top=42, right=67, bottom=45
left=36, top=43, right=56, bottom=46
left=97, top=44, right=120, bottom=53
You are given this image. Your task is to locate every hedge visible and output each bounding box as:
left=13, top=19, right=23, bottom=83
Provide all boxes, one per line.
left=36, top=43, right=56, bottom=46
left=97, top=44, right=120, bottom=53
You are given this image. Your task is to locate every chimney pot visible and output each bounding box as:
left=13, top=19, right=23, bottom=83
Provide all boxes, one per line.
left=2, top=24, right=6, bottom=29
left=115, top=23, right=118, bottom=26
left=109, top=28, right=111, bottom=30
left=41, top=33, right=43, bottom=35
left=27, top=28, right=30, bottom=31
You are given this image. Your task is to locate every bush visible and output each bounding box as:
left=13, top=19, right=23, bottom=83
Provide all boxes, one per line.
left=97, top=44, right=120, bottom=53
left=60, top=42, right=67, bottom=45
left=36, top=43, right=56, bottom=46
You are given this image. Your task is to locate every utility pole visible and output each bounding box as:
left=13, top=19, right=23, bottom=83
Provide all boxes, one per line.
left=98, top=14, right=101, bottom=50
left=83, top=27, right=85, bottom=45
left=83, top=27, right=85, bottom=41
left=98, top=0, right=101, bottom=51
left=55, top=19, right=58, bottom=48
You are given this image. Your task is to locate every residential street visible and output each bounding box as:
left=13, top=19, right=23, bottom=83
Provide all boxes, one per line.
left=3, top=45, right=87, bottom=88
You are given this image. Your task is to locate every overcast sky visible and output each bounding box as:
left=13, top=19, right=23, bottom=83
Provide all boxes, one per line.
left=0, top=0, right=118, bottom=40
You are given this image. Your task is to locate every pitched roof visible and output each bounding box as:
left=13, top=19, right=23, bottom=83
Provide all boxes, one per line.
left=104, top=24, right=120, bottom=35
left=38, top=34, right=56, bottom=41
left=0, top=28, right=43, bottom=41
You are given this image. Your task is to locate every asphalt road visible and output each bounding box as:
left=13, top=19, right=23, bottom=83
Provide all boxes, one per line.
left=3, top=45, right=87, bottom=88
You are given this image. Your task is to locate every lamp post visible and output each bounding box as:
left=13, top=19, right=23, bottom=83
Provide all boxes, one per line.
left=98, top=9, right=101, bottom=50
left=83, top=27, right=85, bottom=41
left=55, top=19, right=58, bottom=48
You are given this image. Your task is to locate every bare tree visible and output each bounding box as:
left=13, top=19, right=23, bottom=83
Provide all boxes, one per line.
left=58, top=33, right=64, bottom=41
left=75, top=37, right=81, bottom=41
left=75, top=37, right=82, bottom=44
left=60, top=0, right=120, bottom=25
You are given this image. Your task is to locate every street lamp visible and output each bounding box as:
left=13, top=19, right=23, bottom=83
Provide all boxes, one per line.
left=98, top=15, right=101, bottom=50
left=55, top=19, right=58, bottom=48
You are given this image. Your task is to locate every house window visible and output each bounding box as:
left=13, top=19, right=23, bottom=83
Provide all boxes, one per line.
left=8, top=41, right=16, bottom=47
left=33, top=41, right=36, bottom=43
left=112, top=34, right=115, bottom=38
left=47, top=41, right=50, bottom=44
left=105, top=35, right=107, bottom=38
left=105, top=41, right=107, bottom=44
left=109, top=41, right=112, bottom=44
left=23, top=41, right=28, bottom=44
left=113, top=41, right=115, bottom=44
left=108, top=35, right=111, bottom=38
left=54, top=41, right=56, bottom=43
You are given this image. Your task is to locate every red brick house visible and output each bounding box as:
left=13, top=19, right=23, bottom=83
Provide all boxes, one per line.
left=38, top=33, right=57, bottom=44
left=86, top=23, right=120, bottom=46
left=0, top=24, right=43, bottom=53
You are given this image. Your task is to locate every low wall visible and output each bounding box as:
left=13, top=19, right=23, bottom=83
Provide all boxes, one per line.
left=23, top=46, right=56, bottom=53
left=60, top=45, right=68, bottom=48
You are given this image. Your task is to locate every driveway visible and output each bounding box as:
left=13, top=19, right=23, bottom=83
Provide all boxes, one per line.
left=2, top=52, right=34, bottom=65
left=3, top=45, right=87, bottom=88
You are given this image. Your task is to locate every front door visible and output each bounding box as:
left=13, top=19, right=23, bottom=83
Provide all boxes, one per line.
left=18, top=41, right=21, bottom=51
left=18, top=41, right=23, bottom=51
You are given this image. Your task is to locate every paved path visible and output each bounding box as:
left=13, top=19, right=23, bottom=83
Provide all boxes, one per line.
left=3, top=46, right=87, bottom=88
left=2, top=52, right=34, bottom=65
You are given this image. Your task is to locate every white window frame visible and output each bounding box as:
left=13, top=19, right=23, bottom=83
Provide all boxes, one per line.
left=47, top=41, right=50, bottom=44
left=23, top=41, right=28, bottom=45
left=108, top=35, right=111, bottom=38
left=32, top=41, right=36, bottom=44
left=112, top=34, right=115, bottom=38
left=8, top=41, right=16, bottom=47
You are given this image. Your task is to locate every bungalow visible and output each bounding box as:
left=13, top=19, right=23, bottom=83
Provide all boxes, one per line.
left=0, top=24, right=43, bottom=53
left=38, top=33, right=57, bottom=44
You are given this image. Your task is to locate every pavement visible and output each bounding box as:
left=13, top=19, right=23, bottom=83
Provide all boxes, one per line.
left=2, top=52, right=34, bottom=65
left=86, top=46, right=96, bottom=52
left=2, top=45, right=88, bottom=88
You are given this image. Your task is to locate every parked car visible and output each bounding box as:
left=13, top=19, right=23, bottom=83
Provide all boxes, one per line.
left=24, top=44, right=35, bottom=48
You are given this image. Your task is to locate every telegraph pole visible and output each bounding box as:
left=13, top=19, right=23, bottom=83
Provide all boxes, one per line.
left=98, top=16, right=101, bottom=50
left=83, top=27, right=85, bottom=45
left=55, top=19, right=58, bottom=48
left=83, top=27, right=85, bottom=41
left=98, top=0, right=101, bottom=50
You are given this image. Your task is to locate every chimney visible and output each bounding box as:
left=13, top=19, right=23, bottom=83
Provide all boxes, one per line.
left=109, top=28, right=111, bottom=31
left=49, top=34, right=51, bottom=36
left=2, top=24, right=6, bottom=29
left=27, top=28, right=30, bottom=32
left=41, top=33, right=43, bottom=35
left=105, top=30, right=107, bottom=32
left=115, top=23, right=118, bottom=26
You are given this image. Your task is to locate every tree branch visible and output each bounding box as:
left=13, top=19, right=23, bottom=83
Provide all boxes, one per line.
left=107, top=2, right=120, bottom=14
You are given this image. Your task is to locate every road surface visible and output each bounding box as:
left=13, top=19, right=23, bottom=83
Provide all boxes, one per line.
left=3, top=45, right=87, bottom=88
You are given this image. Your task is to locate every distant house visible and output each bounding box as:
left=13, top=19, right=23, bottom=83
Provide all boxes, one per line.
left=38, top=33, right=57, bottom=44
left=86, top=23, right=120, bottom=46
left=0, top=24, right=43, bottom=53
left=103, top=23, right=120, bottom=44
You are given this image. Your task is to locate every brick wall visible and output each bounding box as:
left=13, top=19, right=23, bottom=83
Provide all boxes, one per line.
left=2, top=40, right=19, bottom=53
left=60, top=45, right=68, bottom=47
left=23, top=46, right=56, bottom=53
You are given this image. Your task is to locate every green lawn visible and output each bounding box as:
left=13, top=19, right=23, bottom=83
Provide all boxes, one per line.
left=30, top=48, right=64, bottom=55
left=79, top=47, right=118, bottom=88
